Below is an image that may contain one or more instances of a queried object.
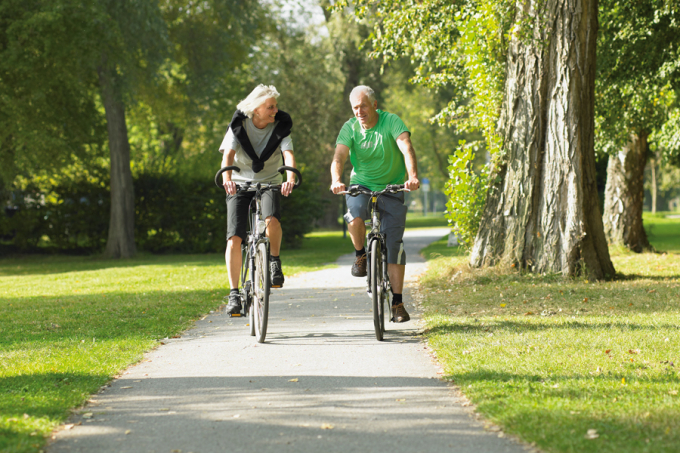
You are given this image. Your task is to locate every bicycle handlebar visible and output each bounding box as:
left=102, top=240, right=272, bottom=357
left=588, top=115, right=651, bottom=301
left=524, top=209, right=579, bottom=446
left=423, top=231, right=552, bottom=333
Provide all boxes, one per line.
left=334, top=184, right=409, bottom=196
left=214, top=165, right=303, bottom=190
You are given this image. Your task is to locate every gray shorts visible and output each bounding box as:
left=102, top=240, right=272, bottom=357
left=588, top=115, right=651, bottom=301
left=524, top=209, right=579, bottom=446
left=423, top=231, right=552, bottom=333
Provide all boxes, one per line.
left=226, top=190, right=280, bottom=241
left=344, top=187, right=407, bottom=265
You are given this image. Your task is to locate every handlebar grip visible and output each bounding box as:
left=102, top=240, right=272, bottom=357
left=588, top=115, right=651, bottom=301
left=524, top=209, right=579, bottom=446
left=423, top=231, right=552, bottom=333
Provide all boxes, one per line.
left=215, top=166, right=241, bottom=189
left=277, top=166, right=302, bottom=189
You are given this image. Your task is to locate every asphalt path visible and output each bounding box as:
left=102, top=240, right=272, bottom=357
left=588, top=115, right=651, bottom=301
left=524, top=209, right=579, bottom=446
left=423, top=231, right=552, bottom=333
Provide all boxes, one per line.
left=48, top=228, right=530, bottom=453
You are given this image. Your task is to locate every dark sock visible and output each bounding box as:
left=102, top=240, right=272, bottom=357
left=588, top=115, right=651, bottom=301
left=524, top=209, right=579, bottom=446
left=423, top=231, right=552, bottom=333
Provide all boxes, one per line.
left=392, top=293, right=402, bottom=306
left=230, top=288, right=239, bottom=296
left=271, top=255, right=280, bottom=261
left=355, top=247, right=366, bottom=257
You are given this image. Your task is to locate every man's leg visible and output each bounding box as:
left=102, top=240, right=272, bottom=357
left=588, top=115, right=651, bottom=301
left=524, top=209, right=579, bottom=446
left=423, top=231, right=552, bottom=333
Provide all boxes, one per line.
left=266, top=216, right=285, bottom=287
left=345, top=192, right=370, bottom=277
left=226, top=235, right=243, bottom=290
left=379, top=193, right=410, bottom=322
left=266, top=216, right=282, bottom=255
left=387, top=263, right=405, bottom=294
left=225, top=192, right=250, bottom=314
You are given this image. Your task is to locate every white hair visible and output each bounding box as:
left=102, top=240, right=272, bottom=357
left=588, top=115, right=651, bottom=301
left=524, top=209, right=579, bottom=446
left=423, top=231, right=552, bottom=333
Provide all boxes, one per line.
left=237, top=84, right=280, bottom=118
left=349, top=85, right=376, bottom=103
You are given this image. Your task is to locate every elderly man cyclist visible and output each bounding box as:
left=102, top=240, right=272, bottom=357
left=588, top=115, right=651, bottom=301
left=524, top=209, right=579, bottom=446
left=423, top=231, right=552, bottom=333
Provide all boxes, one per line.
left=219, top=84, right=297, bottom=315
left=330, top=85, right=420, bottom=323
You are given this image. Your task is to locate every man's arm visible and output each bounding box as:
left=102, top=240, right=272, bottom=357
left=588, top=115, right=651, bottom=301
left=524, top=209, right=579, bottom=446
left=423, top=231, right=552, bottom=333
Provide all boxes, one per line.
left=221, top=148, right=237, bottom=195
left=396, top=132, right=420, bottom=191
left=281, top=149, right=296, bottom=197
left=330, top=144, right=350, bottom=194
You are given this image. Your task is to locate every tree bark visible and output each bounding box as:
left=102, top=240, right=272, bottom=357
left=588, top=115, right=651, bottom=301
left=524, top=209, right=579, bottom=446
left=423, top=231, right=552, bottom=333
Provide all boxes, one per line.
left=602, top=133, right=651, bottom=252
left=650, top=153, right=657, bottom=215
left=470, top=0, right=615, bottom=280
left=98, top=58, right=136, bottom=258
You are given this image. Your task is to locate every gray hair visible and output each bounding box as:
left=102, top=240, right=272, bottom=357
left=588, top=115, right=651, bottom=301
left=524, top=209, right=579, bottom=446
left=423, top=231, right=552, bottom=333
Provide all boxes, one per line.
left=349, top=85, right=376, bottom=103
left=237, top=84, right=280, bottom=118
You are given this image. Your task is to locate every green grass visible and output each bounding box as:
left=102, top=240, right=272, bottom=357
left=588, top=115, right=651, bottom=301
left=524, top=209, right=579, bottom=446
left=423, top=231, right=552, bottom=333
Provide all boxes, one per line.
left=405, top=211, right=449, bottom=228
left=643, top=212, right=680, bottom=253
left=0, top=231, right=349, bottom=453
left=418, top=219, right=680, bottom=453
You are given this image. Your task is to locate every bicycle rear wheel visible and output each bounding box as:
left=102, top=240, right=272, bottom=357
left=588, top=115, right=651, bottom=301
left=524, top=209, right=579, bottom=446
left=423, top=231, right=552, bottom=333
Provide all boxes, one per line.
left=253, top=241, right=270, bottom=343
left=370, top=239, right=385, bottom=341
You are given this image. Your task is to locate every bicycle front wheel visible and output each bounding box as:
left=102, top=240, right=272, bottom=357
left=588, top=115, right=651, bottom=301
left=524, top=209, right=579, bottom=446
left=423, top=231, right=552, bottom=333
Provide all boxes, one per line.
left=370, top=239, right=385, bottom=341
left=253, top=241, right=270, bottom=343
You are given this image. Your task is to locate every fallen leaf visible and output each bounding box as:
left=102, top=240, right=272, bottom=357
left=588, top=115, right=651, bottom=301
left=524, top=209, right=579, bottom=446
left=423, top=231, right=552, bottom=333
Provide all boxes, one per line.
left=583, top=298, right=588, bottom=303
left=605, top=349, right=611, bottom=354
left=628, top=349, right=640, bottom=354
left=125, top=430, right=131, bottom=435
left=288, top=378, right=299, bottom=382
left=500, top=304, right=506, bottom=308
left=396, top=398, right=406, bottom=402
left=669, top=390, right=678, bottom=396
left=82, top=413, right=93, bottom=419
left=321, top=423, right=334, bottom=430
left=63, top=424, right=75, bottom=430
left=585, top=429, right=599, bottom=439
left=525, top=312, right=533, bottom=315
left=233, top=414, right=240, bottom=418
left=121, top=386, right=133, bottom=389
left=648, top=289, right=657, bottom=294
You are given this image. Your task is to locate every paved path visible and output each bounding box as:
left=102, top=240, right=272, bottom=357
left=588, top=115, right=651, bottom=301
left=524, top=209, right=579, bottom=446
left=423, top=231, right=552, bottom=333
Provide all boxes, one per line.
left=49, top=228, right=529, bottom=453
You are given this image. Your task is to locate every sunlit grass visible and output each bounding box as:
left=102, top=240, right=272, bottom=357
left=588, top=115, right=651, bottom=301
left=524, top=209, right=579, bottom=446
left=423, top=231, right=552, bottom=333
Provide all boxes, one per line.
left=418, top=218, right=680, bottom=453
left=0, top=231, right=350, bottom=453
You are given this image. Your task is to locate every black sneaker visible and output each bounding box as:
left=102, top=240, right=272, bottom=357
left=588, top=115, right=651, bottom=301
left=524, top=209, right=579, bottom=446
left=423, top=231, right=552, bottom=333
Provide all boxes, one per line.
left=270, top=259, right=285, bottom=288
left=225, top=293, right=241, bottom=315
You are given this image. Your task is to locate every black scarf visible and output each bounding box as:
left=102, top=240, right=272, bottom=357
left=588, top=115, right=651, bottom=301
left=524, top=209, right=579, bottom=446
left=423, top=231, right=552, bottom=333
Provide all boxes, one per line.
left=228, top=109, right=293, bottom=173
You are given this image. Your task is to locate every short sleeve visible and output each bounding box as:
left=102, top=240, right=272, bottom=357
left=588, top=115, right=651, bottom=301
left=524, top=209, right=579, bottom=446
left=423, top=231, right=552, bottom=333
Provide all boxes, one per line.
left=281, top=135, right=294, bottom=152
left=219, top=127, right=239, bottom=153
left=336, top=121, right=354, bottom=148
left=386, top=113, right=410, bottom=140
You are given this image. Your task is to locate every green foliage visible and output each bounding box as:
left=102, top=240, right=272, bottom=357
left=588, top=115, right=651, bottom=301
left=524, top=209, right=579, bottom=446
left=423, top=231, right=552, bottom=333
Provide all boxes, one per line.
left=596, top=0, right=680, bottom=153
left=444, top=142, right=488, bottom=248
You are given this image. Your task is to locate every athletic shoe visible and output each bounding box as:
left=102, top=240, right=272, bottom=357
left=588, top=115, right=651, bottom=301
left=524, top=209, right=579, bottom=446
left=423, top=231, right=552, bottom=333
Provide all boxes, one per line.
left=270, top=259, right=285, bottom=288
left=225, top=293, right=241, bottom=315
left=391, top=303, right=410, bottom=323
left=351, top=253, right=367, bottom=277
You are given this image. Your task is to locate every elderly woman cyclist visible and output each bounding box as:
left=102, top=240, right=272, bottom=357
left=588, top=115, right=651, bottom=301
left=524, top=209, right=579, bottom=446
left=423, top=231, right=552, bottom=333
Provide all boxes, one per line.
left=219, top=84, right=297, bottom=315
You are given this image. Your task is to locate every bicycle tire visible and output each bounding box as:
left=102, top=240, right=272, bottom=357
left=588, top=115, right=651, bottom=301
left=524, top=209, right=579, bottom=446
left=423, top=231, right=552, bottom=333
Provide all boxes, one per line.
left=241, top=244, right=255, bottom=336
left=253, top=241, right=270, bottom=343
left=370, top=239, right=385, bottom=341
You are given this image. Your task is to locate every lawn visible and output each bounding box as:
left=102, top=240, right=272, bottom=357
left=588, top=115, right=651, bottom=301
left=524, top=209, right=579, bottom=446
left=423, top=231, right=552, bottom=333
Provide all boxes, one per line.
left=418, top=214, right=680, bottom=453
left=0, top=231, right=350, bottom=453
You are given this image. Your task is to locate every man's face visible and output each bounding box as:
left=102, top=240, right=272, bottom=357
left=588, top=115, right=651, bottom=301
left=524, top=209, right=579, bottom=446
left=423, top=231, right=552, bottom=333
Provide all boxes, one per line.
left=253, top=97, right=278, bottom=125
left=350, top=93, right=378, bottom=129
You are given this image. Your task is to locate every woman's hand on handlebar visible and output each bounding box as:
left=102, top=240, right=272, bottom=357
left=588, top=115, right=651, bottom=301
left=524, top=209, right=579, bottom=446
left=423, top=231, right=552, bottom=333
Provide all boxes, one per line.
left=330, top=181, right=346, bottom=194
left=223, top=180, right=237, bottom=195
left=281, top=180, right=295, bottom=197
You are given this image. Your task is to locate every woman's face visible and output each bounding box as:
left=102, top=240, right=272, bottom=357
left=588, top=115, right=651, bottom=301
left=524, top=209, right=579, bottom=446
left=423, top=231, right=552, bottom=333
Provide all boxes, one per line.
left=253, top=97, right=278, bottom=125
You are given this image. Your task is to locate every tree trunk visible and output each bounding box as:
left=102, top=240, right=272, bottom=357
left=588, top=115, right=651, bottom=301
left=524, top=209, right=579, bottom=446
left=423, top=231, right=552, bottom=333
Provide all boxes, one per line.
left=470, top=0, right=615, bottom=280
left=650, top=153, right=657, bottom=215
left=602, top=133, right=651, bottom=252
left=98, top=59, right=136, bottom=258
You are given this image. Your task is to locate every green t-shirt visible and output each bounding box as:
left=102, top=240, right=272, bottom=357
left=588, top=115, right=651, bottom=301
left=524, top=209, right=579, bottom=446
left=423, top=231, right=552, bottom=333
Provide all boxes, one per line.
left=336, top=109, right=410, bottom=191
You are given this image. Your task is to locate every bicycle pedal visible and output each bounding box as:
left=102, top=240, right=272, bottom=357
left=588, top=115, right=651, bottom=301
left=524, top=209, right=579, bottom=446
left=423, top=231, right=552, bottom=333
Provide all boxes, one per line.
left=229, top=313, right=243, bottom=317
left=271, top=284, right=283, bottom=288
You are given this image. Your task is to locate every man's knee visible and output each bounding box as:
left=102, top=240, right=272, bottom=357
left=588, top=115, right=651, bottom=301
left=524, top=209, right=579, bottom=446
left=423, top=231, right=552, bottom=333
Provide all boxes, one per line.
left=266, top=216, right=281, bottom=228
left=227, top=235, right=242, bottom=248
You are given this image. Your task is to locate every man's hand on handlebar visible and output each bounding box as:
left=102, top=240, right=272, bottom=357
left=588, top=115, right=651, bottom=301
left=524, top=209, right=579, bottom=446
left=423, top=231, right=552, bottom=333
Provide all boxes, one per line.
left=281, top=181, right=295, bottom=197
left=223, top=179, right=237, bottom=195
left=405, top=177, right=420, bottom=191
left=330, top=181, right=346, bottom=194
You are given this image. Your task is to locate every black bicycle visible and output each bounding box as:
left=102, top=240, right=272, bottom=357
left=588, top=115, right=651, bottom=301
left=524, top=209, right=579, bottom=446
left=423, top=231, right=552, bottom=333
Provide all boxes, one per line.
left=215, top=165, right=302, bottom=343
left=337, top=184, right=409, bottom=341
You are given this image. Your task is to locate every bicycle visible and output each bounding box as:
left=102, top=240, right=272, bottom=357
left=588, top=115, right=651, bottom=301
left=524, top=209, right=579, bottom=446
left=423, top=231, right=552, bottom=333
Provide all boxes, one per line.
left=215, top=165, right=302, bottom=343
left=337, top=184, right=409, bottom=341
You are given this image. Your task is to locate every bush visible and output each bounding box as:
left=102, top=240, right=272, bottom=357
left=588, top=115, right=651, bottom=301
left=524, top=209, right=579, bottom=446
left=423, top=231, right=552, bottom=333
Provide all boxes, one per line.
left=444, top=144, right=489, bottom=248
left=1, top=169, right=325, bottom=254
